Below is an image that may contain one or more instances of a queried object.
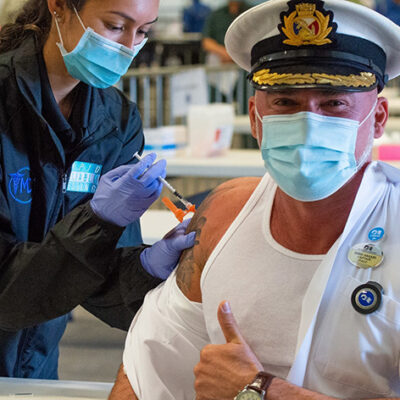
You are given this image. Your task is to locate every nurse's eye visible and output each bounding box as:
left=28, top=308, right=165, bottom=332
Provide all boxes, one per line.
left=106, top=23, right=125, bottom=32
left=138, top=29, right=149, bottom=38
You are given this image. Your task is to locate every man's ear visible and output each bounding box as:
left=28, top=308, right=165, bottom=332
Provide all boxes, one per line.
left=374, top=96, right=389, bottom=139
left=248, top=96, right=259, bottom=143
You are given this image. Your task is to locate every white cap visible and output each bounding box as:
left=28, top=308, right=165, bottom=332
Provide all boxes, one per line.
left=225, top=0, right=400, bottom=91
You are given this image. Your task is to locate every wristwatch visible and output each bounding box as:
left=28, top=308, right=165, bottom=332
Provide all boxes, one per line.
left=234, top=371, right=275, bottom=400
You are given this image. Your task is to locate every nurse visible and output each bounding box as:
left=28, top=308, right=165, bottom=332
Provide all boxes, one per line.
left=111, top=1, right=400, bottom=399
left=0, top=0, right=194, bottom=379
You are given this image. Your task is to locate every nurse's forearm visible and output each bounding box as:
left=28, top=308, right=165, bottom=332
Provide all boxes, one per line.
left=267, top=378, right=399, bottom=400
left=0, top=202, right=124, bottom=331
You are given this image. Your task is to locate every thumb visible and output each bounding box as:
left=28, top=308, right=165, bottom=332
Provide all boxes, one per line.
left=217, top=301, right=245, bottom=344
left=130, top=153, right=157, bottom=179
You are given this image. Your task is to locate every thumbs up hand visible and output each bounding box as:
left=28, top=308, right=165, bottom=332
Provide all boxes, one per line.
left=194, top=301, right=263, bottom=400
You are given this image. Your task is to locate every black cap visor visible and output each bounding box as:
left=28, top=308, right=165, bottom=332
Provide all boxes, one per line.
left=249, top=34, right=387, bottom=92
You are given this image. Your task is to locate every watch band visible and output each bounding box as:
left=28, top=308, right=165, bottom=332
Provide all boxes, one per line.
left=247, top=371, right=275, bottom=398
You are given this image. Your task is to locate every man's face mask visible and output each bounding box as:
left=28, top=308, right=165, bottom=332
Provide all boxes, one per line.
left=55, top=7, right=147, bottom=89
left=256, top=99, right=377, bottom=202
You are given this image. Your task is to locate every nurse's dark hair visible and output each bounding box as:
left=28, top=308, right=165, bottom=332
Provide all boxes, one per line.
left=0, top=0, right=87, bottom=53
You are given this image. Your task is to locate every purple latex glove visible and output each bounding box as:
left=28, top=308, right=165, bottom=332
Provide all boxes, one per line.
left=140, top=218, right=196, bottom=280
left=90, top=153, right=166, bottom=227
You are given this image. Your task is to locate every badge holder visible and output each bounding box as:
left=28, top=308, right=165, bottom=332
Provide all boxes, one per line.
left=351, top=281, right=383, bottom=314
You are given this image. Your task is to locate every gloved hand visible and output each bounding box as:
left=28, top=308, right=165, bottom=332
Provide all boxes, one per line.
left=140, top=218, right=196, bottom=280
left=90, top=153, right=166, bottom=227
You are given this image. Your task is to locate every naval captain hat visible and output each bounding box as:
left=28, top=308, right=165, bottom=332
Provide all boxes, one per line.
left=225, top=0, right=400, bottom=92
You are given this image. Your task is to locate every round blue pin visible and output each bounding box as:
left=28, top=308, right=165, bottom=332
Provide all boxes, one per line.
left=351, top=281, right=383, bottom=314
left=368, top=227, right=385, bottom=242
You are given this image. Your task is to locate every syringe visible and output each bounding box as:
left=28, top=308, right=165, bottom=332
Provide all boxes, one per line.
left=132, top=152, right=194, bottom=210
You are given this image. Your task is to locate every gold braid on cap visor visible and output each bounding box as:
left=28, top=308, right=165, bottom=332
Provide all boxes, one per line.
left=252, top=69, right=376, bottom=88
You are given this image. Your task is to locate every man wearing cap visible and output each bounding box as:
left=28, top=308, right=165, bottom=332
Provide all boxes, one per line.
left=110, top=1, right=400, bottom=399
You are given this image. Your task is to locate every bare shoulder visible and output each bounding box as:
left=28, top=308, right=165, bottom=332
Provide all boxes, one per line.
left=108, top=364, right=138, bottom=400
left=176, top=177, right=261, bottom=302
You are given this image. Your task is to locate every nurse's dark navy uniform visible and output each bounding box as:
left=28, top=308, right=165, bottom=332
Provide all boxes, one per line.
left=0, top=37, right=161, bottom=379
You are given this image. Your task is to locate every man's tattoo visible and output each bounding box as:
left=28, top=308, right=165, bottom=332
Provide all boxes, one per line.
left=175, top=183, right=237, bottom=294
left=176, top=216, right=206, bottom=294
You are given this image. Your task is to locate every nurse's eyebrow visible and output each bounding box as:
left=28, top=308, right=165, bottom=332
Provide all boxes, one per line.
left=109, top=11, right=158, bottom=25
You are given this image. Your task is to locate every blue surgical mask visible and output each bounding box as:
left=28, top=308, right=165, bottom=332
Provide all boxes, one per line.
left=55, top=7, right=147, bottom=88
left=257, top=101, right=377, bottom=201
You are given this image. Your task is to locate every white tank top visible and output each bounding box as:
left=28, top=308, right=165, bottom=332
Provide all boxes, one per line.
left=201, top=173, right=324, bottom=379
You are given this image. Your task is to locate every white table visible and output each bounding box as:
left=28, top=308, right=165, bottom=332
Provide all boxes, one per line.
left=166, top=149, right=264, bottom=177
left=141, top=210, right=184, bottom=244
left=0, top=378, right=112, bottom=399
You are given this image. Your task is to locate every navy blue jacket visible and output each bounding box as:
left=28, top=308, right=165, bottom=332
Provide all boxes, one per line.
left=183, top=0, right=211, bottom=33
left=375, top=0, right=400, bottom=26
left=0, top=38, right=161, bottom=378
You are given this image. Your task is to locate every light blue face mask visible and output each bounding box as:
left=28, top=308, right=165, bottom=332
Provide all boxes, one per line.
left=257, top=101, right=377, bottom=202
left=55, top=7, right=147, bottom=89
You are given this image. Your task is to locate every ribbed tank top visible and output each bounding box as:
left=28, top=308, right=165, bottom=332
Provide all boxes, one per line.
left=201, top=173, right=324, bottom=379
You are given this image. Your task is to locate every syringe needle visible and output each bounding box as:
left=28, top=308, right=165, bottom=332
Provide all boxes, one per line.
left=132, top=152, right=194, bottom=210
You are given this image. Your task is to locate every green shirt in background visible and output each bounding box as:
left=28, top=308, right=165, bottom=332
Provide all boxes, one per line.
left=202, top=3, right=250, bottom=45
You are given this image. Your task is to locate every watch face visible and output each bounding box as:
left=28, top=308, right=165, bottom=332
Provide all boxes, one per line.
left=235, top=389, right=263, bottom=400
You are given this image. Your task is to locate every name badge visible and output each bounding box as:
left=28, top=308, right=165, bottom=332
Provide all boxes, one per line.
left=347, top=242, right=384, bottom=269
left=67, top=162, right=102, bottom=194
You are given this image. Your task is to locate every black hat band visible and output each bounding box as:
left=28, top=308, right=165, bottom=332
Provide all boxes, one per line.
left=252, top=49, right=385, bottom=79
left=250, top=33, right=387, bottom=85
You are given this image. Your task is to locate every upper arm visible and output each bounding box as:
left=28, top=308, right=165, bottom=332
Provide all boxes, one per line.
left=109, top=364, right=138, bottom=400
left=176, top=177, right=260, bottom=302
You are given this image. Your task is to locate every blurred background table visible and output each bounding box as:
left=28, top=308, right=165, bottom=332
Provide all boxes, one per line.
left=0, top=377, right=112, bottom=399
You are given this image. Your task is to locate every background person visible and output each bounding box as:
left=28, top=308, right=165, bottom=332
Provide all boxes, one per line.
left=109, top=1, right=400, bottom=399
left=0, top=0, right=195, bottom=380
left=201, top=0, right=249, bottom=64
left=202, top=0, right=250, bottom=103
left=374, top=0, right=400, bottom=25
left=182, top=0, right=211, bottom=33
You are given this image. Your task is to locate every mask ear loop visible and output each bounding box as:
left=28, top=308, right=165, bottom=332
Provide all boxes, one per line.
left=54, top=6, right=87, bottom=51
left=53, top=11, right=64, bottom=48
left=359, top=99, right=378, bottom=128
left=254, top=101, right=264, bottom=141
left=72, top=6, right=87, bottom=32
left=356, top=99, right=379, bottom=170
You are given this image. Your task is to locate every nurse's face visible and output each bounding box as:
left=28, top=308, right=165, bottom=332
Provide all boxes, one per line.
left=248, top=88, right=388, bottom=164
left=56, top=0, right=159, bottom=51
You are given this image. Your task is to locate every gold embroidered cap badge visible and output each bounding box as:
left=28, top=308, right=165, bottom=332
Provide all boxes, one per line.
left=279, top=0, right=337, bottom=46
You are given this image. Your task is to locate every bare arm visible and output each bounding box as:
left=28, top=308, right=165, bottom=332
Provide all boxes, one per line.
left=202, top=37, right=233, bottom=63
left=108, top=364, right=138, bottom=400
